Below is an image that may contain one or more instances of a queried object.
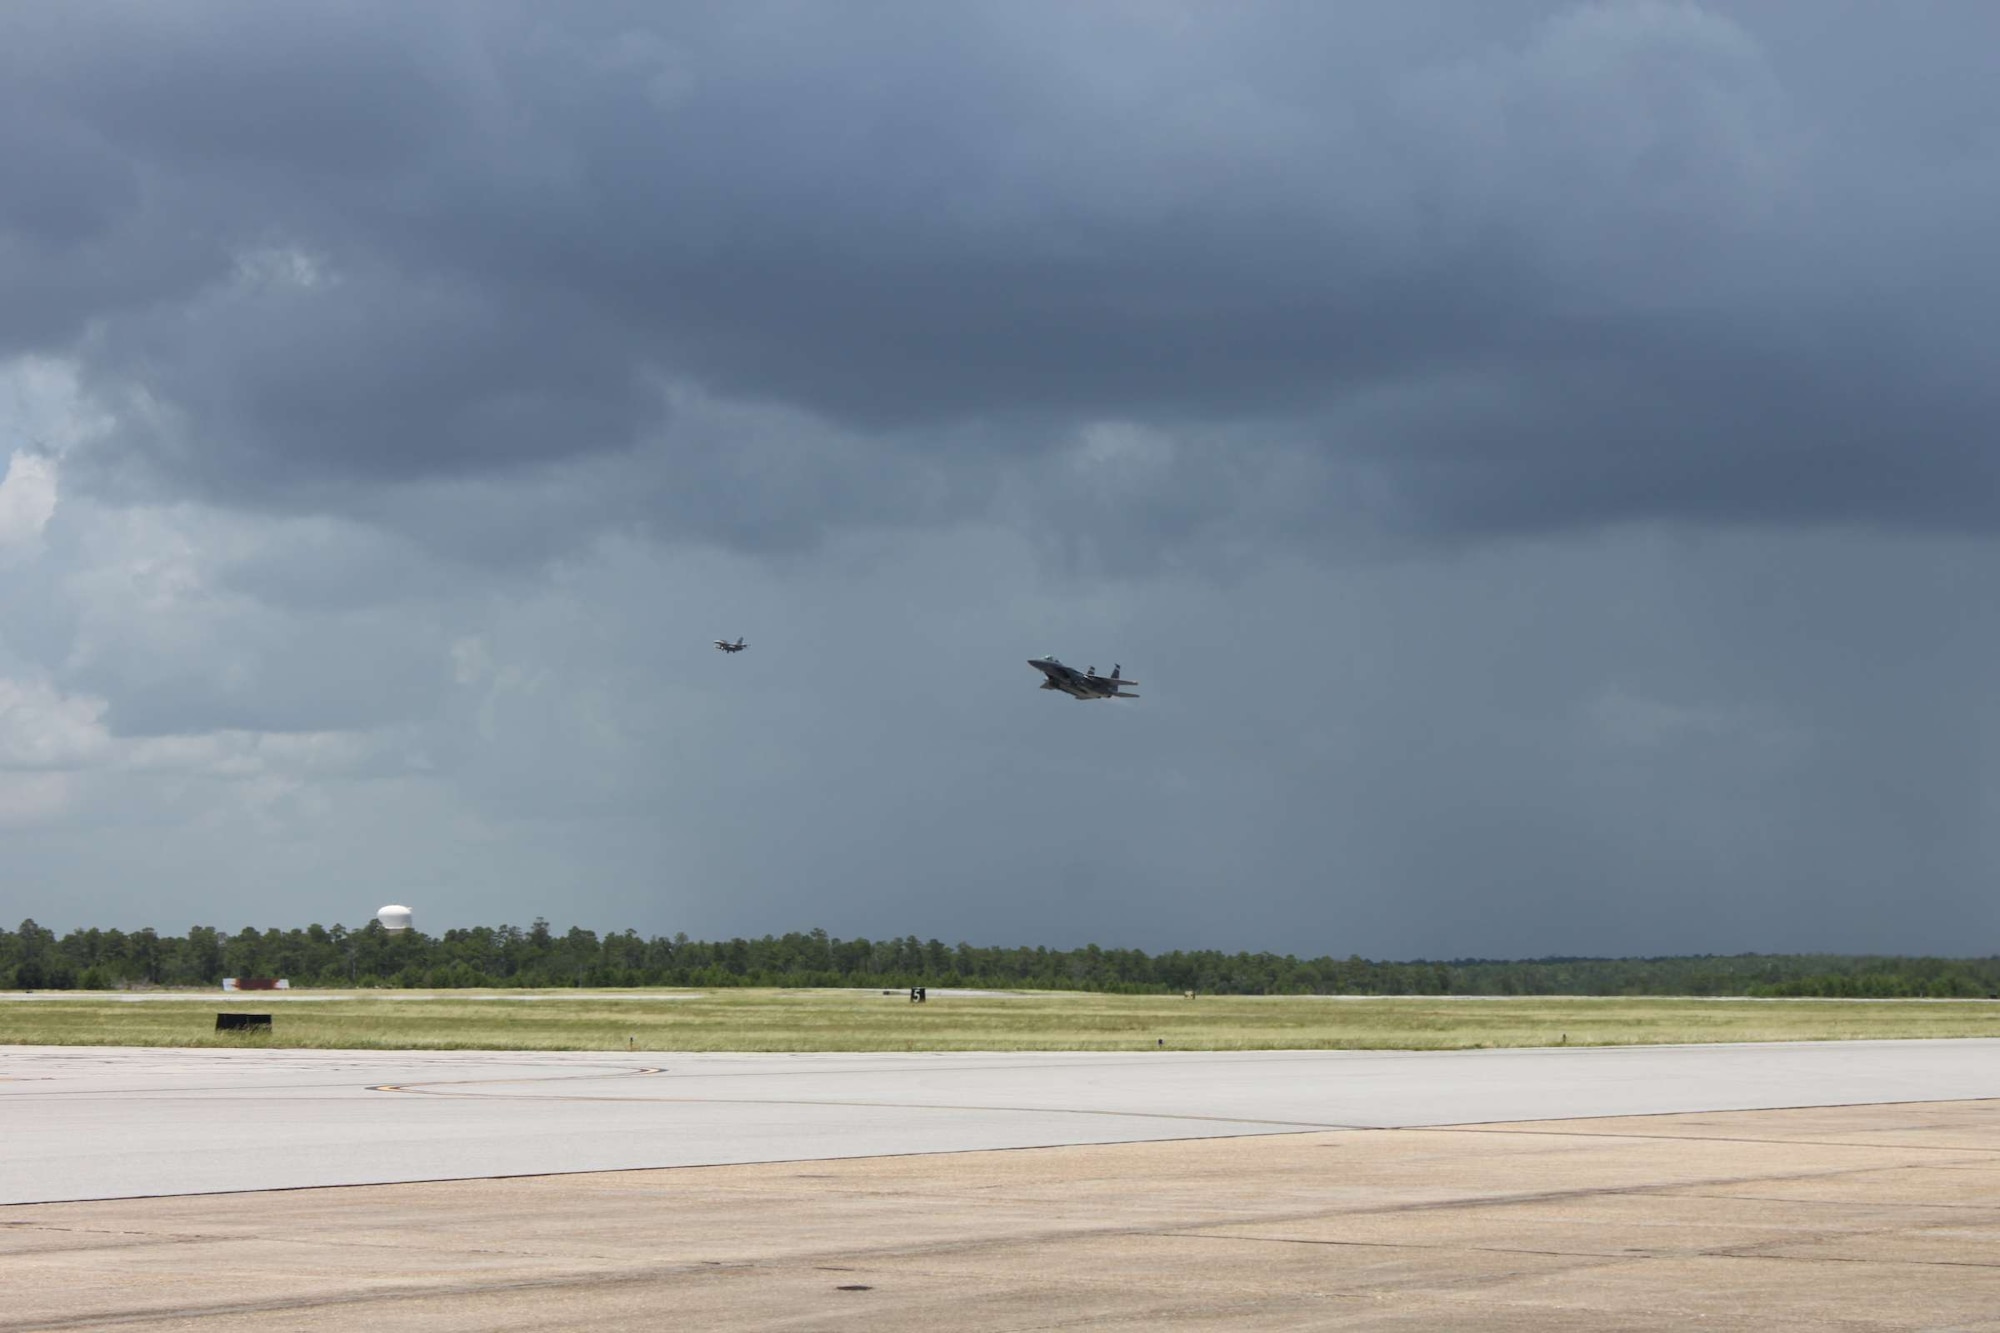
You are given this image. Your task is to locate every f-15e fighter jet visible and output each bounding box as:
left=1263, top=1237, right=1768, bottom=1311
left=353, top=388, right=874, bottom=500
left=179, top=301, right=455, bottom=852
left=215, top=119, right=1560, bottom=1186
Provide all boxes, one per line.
left=1027, top=655, right=1138, bottom=699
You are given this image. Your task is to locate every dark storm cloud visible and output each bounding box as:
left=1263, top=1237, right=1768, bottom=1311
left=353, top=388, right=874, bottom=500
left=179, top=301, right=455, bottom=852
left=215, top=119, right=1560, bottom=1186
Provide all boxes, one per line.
left=7, top=0, right=2000, bottom=552
left=19, top=1, right=2000, bottom=963
left=0, top=1, right=452, bottom=353
left=85, top=265, right=669, bottom=496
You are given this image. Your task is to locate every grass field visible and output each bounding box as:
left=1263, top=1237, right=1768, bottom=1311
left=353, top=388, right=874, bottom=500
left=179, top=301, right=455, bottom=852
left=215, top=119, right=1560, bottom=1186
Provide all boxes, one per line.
left=5, top=988, right=2000, bottom=1052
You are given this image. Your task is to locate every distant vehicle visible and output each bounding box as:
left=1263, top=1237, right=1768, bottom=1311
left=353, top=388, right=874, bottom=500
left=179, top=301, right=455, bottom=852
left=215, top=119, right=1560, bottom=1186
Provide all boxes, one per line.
left=714, top=637, right=747, bottom=653
left=1027, top=655, right=1139, bottom=700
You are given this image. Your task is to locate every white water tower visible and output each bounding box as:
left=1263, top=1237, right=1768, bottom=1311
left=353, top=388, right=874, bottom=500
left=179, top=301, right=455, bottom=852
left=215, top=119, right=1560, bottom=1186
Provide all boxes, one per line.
left=376, top=904, right=413, bottom=934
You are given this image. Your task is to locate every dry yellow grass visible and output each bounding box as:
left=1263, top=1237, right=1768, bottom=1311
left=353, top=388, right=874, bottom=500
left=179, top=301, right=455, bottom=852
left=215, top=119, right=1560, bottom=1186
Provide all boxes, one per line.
left=5, top=987, right=2000, bottom=1051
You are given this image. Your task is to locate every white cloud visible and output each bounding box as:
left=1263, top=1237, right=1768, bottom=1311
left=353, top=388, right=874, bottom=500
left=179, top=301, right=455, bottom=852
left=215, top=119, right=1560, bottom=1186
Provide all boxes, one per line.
left=0, top=670, right=409, bottom=830
left=0, top=677, right=110, bottom=769
left=230, top=245, right=338, bottom=292
left=0, top=450, right=58, bottom=560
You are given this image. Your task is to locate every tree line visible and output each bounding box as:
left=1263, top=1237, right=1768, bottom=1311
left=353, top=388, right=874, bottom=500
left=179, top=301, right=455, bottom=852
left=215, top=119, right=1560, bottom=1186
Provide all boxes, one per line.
left=4, top=919, right=1997, bottom=998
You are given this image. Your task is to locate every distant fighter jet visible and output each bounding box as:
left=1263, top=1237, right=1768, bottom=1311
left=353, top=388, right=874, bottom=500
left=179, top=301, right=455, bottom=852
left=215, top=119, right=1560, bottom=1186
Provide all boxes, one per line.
left=714, top=637, right=747, bottom=653
left=1027, top=655, right=1139, bottom=700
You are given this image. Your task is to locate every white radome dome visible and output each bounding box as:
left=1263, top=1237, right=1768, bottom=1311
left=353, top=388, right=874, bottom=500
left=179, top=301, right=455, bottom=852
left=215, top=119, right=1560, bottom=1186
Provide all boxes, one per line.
left=376, top=905, right=413, bottom=933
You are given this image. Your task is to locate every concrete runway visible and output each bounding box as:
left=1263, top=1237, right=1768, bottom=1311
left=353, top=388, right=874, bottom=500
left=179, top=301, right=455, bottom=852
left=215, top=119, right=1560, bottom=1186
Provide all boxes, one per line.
left=7, top=1039, right=2000, bottom=1203
left=9, top=1100, right=2000, bottom=1330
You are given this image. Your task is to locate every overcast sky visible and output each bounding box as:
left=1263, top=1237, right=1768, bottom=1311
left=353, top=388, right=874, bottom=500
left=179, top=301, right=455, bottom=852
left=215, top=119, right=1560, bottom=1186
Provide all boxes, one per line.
left=5, top=0, right=2000, bottom=958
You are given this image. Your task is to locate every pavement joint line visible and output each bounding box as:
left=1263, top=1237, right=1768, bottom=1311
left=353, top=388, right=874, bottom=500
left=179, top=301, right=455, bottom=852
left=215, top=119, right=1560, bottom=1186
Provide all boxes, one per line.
left=7, top=1105, right=1992, bottom=1211
left=1400, top=1094, right=2000, bottom=1132
left=1420, top=1126, right=2000, bottom=1154
left=1154, top=1231, right=1696, bottom=1261
left=1697, top=1223, right=1999, bottom=1264
left=366, top=1084, right=1361, bottom=1129
left=0, top=1126, right=1371, bottom=1206
left=0, top=1219, right=593, bottom=1262
left=1696, top=1250, right=2000, bottom=1271
left=367, top=1065, right=666, bottom=1092
left=2, top=1129, right=1936, bottom=1218
left=1674, top=1190, right=2000, bottom=1210
left=1228, top=1157, right=2000, bottom=1221
left=1, top=1082, right=384, bottom=1098
left=0, top=1259, right=769, bottom=1333
left=1150, top=1229, right=2000, bottom=1274
left=0, top=1059, right=657, bottom=1097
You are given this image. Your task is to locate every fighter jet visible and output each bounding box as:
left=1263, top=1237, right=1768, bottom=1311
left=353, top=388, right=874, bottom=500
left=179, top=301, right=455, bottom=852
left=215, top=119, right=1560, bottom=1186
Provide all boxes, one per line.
left=714, top=637, right=747, bottom=653
left=1027, top=656, right=1139, bottom=699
